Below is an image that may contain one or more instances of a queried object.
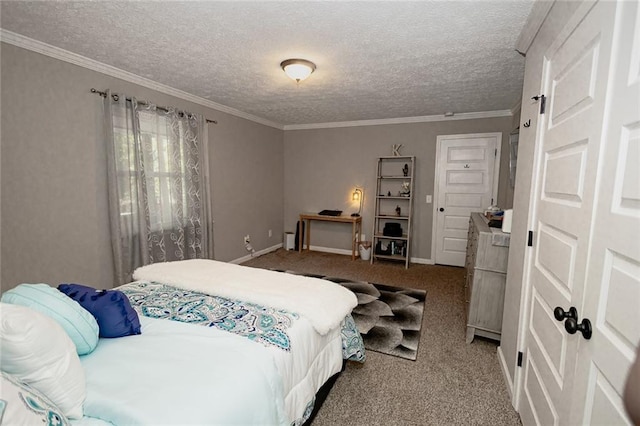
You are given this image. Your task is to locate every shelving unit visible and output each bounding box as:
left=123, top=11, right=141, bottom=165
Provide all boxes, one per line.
left=371, top=156, right=415, bottom=268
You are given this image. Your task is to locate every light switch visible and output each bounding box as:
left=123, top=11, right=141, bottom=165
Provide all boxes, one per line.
left=426, top=195, right=432, bottom=204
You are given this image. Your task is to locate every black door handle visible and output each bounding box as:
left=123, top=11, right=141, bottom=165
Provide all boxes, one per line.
left=439, top=208, right=444, bottom=212
left=565, top=318, right=592, bottom=340
left=553, top=306, right=577, bottom=322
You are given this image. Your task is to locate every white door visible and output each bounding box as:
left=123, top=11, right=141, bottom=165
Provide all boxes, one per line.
left=520, top=2, right=639, bottom=425
left=568, top=1, right=640, bottom=423
left=433, top=133, right=500, bottom=266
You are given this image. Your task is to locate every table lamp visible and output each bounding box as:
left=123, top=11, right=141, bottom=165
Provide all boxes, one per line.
left=351, top=188, right=363, bottom=217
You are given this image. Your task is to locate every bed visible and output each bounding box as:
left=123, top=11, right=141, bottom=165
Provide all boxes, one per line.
left=0, top=259, right=366, bottom=425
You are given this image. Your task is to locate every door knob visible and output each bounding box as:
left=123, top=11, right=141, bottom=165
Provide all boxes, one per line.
left=564, top=318, right=592, bottom=340
left=439, top=208, right=445, bottom=212
left=553, top=306, right=577, bottom=322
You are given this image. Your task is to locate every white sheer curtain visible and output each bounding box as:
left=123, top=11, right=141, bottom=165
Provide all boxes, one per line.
left=104, top=90, right=212, bottom=284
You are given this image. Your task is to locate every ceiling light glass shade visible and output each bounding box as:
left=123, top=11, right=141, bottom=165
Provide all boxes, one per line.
left=280, top=59, right=316, bottom=82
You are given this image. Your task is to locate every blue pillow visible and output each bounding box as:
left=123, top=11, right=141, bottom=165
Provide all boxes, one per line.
left=58, top=284, right=141, bottom=338
left=1, top=284, right=99, bottom=355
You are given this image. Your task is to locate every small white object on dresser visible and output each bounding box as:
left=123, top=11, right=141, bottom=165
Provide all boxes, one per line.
left=464, top=212, right=510, bottom=344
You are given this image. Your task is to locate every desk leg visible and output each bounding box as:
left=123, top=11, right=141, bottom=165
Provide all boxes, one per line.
left=305, top=219, right=311, bottom=251
left=351, top=221, right=357, bottom=260
left=298, top=218, right=303, bottom=253
left=357, top=221, right=362, bottom=259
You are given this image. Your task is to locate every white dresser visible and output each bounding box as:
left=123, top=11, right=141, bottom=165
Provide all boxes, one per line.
left=464, top=213, right=509, bottom=343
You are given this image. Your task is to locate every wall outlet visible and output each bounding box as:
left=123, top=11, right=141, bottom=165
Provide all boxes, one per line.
left=244, top=235, right=250, bottom=244
left=268, top=229, right=272, bottom=238
left=426, top=195, right=432, bottom=204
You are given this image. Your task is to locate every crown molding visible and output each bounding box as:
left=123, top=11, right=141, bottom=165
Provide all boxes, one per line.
left=515, top=0, right=554, bottom=55
left=283, top=110, right=513, bottom=131
left=1, top=29, right=515, bottom=133
left=0, top=29, right=284, bottom=130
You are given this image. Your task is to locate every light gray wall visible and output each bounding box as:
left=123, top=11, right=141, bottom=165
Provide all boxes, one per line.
left=284, top=117, right=514, bottom=260
left=1, top=43, right=284, bottom=292
left=499, top=0, right=582, bottom=391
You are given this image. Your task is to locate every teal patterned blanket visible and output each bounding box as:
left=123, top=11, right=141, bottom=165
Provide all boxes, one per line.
left=119, top=281, right=365, bottom=362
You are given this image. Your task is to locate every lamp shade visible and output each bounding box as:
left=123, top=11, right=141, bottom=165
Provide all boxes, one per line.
left=281, top=59, right=316, bottom=82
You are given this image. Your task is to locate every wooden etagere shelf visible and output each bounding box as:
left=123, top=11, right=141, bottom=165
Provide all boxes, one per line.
left=371, top=156, right=415, bottom=268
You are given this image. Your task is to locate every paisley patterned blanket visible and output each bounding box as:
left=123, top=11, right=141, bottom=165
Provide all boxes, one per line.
left=119, top=281, right=365, bottom=362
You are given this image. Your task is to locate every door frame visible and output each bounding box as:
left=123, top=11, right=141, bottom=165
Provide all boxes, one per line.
left=431, top=132, right=502, bottom=265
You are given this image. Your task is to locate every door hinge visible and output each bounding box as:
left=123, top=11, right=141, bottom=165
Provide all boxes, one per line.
left=494, top=148, right=497, bottom=157
left=532, top=94, right=546, bottom=114
left=528, top=231, right=534, bottom=247
left=517, top=351, right=523, bottom=367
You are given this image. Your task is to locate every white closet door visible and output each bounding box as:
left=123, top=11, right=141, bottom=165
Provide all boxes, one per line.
left=568, top=1, right=640, bottom=423
left=519, top=2, right=619, bottom=425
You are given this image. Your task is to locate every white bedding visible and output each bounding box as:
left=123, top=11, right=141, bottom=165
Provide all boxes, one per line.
left=76, top=260, right=353, bottom=424
left=78, top=305, right=343, bottom=425
left=133, top=259, right=357, bottom=335
left=80, top=316, right=287, bottom=425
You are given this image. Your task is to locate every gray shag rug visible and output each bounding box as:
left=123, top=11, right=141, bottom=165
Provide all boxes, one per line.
left=274, top=270, right=426, bottom=361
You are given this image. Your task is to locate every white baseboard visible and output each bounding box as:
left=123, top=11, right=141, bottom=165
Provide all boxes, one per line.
left=497, top=346, right=516, bottom=409
left=231, top=243, right=436, bottom=265
left=308, top=245, right=357, bottom=257
left=410, top=257, right=435, bottom=265
left=232, top=243, right=282, bottom=265
left=301, top=246, right=436, bottom=265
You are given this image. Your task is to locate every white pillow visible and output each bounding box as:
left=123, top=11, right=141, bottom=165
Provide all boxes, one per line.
left=0, top=303, right=85, bottom=419
left=0, top=371, right=70, bottom=426
left=1, top=283, right=99, bottom=355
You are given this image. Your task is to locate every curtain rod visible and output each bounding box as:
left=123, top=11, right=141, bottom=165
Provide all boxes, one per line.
left=90, top=88, right=217, bottom=124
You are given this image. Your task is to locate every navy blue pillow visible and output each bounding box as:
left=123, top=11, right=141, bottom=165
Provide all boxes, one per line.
left=58, top=284, right=141, bottom=338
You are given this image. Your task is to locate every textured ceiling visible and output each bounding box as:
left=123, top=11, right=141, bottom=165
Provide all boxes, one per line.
left=1, top=1, right=533, bottom=127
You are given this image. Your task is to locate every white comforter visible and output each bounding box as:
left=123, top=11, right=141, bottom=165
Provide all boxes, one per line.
left=133, top=259, right=357, bottom=335
left=80, top=316, right=290, bottom=425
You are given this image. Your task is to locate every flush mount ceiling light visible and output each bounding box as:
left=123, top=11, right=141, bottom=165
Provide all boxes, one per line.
left=280, top=59, right=316, bottom=83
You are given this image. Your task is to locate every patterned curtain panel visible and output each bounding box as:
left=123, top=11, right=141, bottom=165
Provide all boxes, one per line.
left=104, top=91, right=212, bottom=284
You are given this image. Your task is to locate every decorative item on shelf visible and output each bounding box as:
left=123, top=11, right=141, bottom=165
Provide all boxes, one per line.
left=392, top=144, right=403, bottom=156
left=387, top=190, right=391, bottom=196
left=395, top=205, right=401, bottom=216
left=402, top=164, right=409, bottom=176
left=375, top=240, right=392, bottom=255
left=400, top=181, right=411, bottom=197
left=383, top=222, right=403, bottom=237
left=393, top=241, right=405, bottom=255
left=351, top=188, right=364, bottom=217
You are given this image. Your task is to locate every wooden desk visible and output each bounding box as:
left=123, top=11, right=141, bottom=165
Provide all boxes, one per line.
left=298, top=213, right=362, bottom=260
